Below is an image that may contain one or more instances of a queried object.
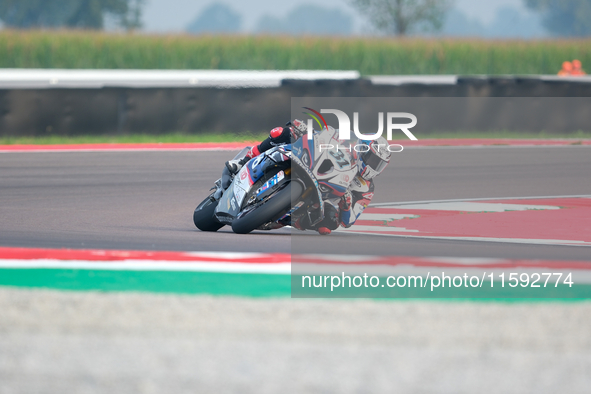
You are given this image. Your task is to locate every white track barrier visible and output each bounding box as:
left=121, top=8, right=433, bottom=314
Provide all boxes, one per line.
left=0, top=69, right=360, bottom=89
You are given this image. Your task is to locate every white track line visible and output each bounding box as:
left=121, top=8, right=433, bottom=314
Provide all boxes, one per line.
left=375, top=202, right=560, bottom=212
left=337, top=232, right=591, bottom=247
left=0, top=259, right=291, bottom=274
left=353, top=195, right=591, bottom=247
left=370, top=195, right=591, bottom=207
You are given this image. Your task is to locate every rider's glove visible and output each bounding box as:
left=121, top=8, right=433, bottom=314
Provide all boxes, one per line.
left=225, top=158, right=247, bottom=175
left=288, top=119, right=308, bottom=140
left=339, top=191, right=352, bottom=212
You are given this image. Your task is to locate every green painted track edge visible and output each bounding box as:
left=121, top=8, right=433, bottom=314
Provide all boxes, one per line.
left=0, top=269, right=291, bottom=298
left=1, top=269, right=589, bottom=302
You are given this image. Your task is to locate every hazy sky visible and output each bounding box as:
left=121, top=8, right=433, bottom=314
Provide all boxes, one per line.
left=142, top=0, right=532, bottom=33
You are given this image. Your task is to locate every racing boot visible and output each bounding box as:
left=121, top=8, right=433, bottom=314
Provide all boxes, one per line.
left=225, top=158, right=247, bottom=175
left=315, top=204, right=339, bottom=235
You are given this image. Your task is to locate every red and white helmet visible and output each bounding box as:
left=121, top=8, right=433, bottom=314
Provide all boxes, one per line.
left=357, top=136, right=391, bottom=180
left=288, top=119, right=308, bottom=139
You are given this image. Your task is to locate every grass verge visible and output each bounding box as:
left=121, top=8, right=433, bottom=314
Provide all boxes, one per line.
left=1, top=131, right=590, bottom=145
left=0, top=132, right=269, bottom=145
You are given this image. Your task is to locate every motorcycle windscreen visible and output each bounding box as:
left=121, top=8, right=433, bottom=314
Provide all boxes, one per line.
left=232, top=147, right=251, bottom=161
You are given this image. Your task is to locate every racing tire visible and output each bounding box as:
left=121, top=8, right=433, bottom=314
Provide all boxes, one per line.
left=193, top=197, right=225, bottom=232
left=231, top=181, right=303, bottom=235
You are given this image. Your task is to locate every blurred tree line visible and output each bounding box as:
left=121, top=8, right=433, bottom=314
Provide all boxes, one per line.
left=525, top=0, right=591, bottom=37
left=0, top=0, right=144, bottom=30
left=186, top=3, right=353, bottom=36
left=351, top=0, right=452, bottom=36
left=0, top=0, right=590, bottom=38
left=351, top=0, right=591, bottom=37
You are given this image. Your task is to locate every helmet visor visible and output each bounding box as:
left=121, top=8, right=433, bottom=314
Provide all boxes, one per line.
left=361, top=150, right=388, bottom=173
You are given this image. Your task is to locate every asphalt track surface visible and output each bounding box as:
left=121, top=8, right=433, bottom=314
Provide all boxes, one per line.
left=1, top=146, right=590, bottom=259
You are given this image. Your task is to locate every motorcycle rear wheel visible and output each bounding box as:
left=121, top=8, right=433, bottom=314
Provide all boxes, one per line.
left=231, top=181, right=303, bottom=234
left=193, top=195, right=225, bottom=232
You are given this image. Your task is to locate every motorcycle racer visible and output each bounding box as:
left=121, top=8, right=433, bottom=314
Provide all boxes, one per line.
left=223, top=120, right=391, bottom=235
left=315, top=137, right=391, bottom=235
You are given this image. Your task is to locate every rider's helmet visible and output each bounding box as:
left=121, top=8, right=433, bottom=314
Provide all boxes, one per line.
left=286, top=119, right=308, bottom=140
left=357, top=136, right=391, bottom=180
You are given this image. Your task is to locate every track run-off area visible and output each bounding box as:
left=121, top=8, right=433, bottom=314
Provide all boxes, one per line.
left=1, top=139, right=591, bottom=393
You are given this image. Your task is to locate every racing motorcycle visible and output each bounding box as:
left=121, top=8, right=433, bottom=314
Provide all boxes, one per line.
left=193, top=127, right=358, bottom=234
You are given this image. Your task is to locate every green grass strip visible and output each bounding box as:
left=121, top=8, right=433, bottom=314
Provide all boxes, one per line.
left=0, top=132, right=269, bottom=145
left=0, top=130, right=590, bottom=145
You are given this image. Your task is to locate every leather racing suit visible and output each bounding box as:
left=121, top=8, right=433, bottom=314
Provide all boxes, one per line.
left=236, top=122, right=375, bottom=234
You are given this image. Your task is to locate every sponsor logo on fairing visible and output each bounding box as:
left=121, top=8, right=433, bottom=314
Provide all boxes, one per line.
left=257, top=171, right=285, bottom=196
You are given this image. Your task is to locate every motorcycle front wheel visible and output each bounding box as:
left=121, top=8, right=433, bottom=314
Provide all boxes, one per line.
left=231, top=181, right=303, bottom=235
left=193, top=194, right=225, bottom=232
